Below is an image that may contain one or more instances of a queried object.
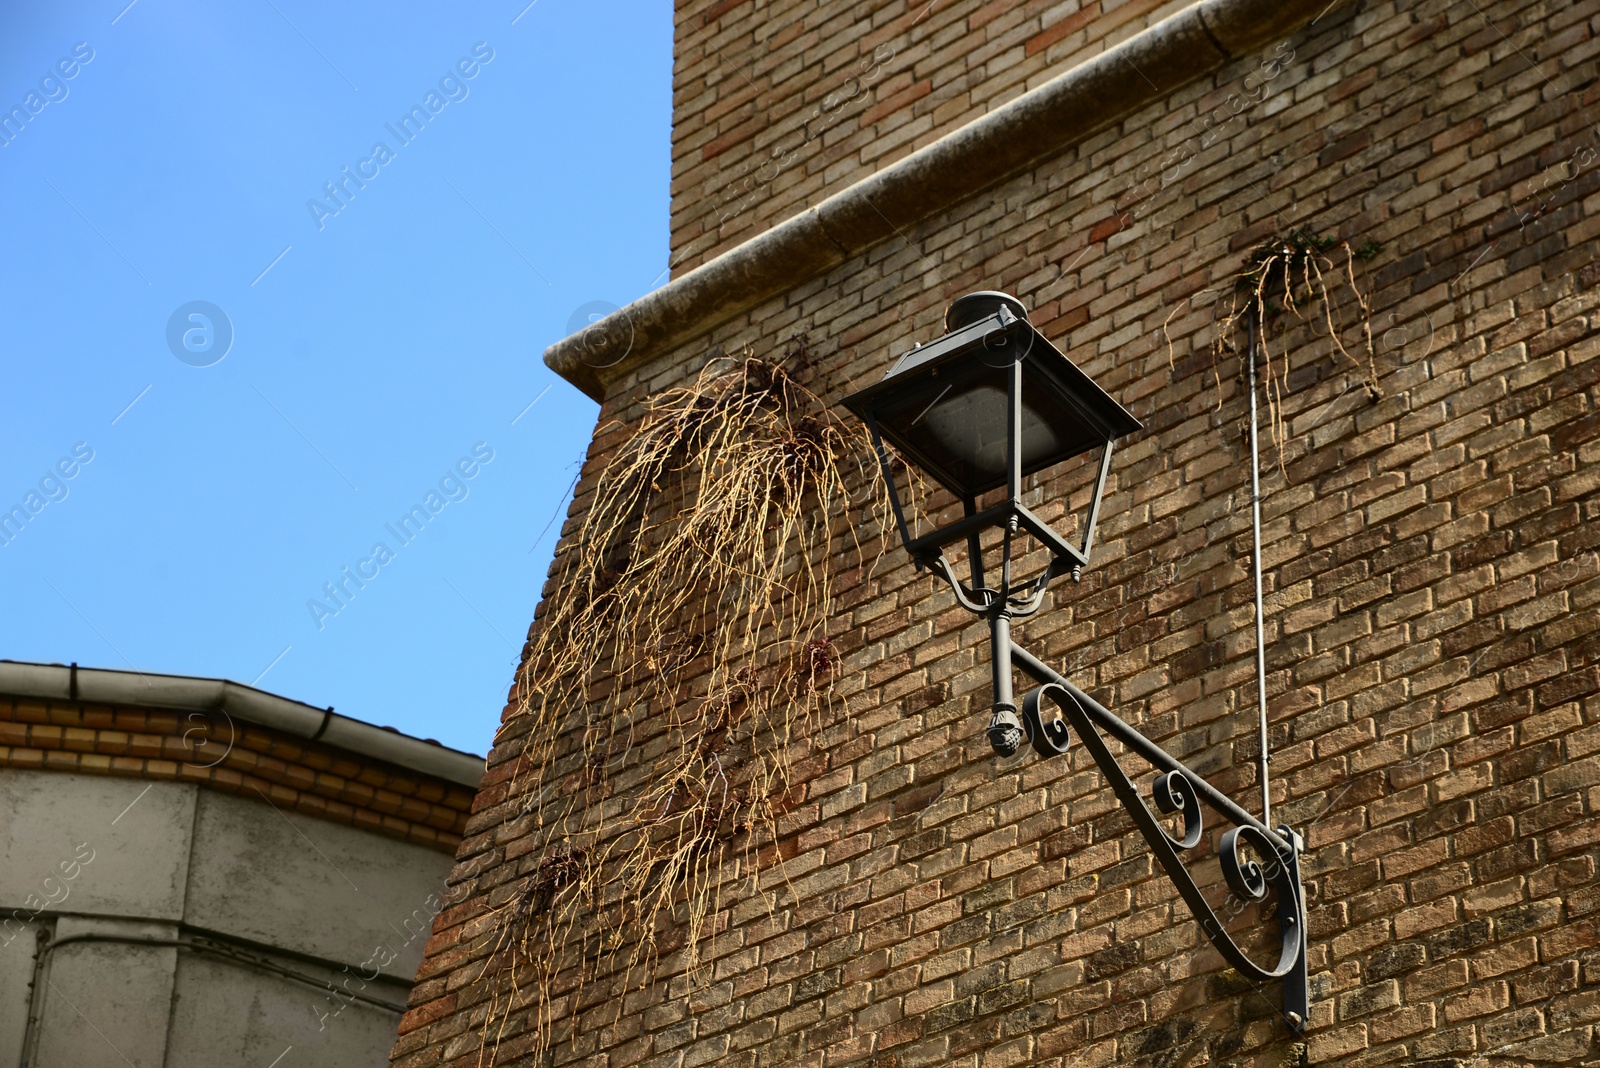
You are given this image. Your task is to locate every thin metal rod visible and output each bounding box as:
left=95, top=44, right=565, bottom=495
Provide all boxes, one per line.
left=1006, top=354, right=1023, bottom=506
left=864, top=415, right=915, bottom=555
left=1246, top=311, right=1272, bottom=829
left=984, top=353, right=1027, bottom=755
left=997, top=352, right=1023, bottom=698
left=962, top=497, right=987, bottom=591
left=1077, top=439, right=1115, bottom=574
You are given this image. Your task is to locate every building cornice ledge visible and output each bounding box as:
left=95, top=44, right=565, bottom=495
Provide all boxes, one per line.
left=545, top=0, right=1354, bottom=401
left=0, top=660, right=484, bottom=787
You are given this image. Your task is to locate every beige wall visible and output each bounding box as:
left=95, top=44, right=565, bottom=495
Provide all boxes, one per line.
left=0, top=769, right=454, bottom=1067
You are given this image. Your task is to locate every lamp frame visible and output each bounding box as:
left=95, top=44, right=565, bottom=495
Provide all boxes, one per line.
left=852, top=324, right=1309, bottom=1033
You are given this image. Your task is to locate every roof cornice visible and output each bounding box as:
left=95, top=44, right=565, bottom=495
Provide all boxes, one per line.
left=0, top=660, right=484, bottom=787
left=545, top=0, right=1353, bottom=401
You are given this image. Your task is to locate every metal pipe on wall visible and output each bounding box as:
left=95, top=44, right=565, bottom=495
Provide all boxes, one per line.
left=18, top=924, right=407, bottom=1066
left=1246, top=311, right=1273, bottom=829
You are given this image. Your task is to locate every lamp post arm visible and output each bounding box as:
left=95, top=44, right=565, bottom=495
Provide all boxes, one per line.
left=1006, top=642, right=1291, bottom=857
left=1007, top=643, right=1308, bottom=1033
left=1019, top=680, right=1308, bottom=1030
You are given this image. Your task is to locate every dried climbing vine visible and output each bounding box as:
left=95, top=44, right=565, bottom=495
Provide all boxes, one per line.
left=474, top=352, right=900, bottom=1065
left=1165, top=228, right=1383, bottom=465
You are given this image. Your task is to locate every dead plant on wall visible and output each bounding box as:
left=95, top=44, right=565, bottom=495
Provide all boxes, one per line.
left=1164, top=228, right=1383, bottom=465
left=473, top=352, right=902, bottom=1066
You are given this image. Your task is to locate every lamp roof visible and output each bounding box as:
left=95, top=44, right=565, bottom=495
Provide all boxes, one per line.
left=843, top=295, right=1141, bottom=497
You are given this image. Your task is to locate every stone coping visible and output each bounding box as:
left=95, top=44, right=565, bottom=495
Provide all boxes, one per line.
left=544, top=0, right=1353, bottom=401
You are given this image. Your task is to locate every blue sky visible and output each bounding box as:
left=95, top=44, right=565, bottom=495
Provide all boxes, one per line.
left=0, top=1, right=671, bottom=754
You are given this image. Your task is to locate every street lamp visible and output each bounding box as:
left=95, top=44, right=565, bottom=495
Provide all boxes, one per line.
left=844, top=291, right=1140, bottom=757
left=842, top=291, right=1310, bottom=1033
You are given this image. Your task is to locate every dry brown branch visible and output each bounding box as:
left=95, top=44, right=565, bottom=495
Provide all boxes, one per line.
left=472, top=353, right=901, bottom=1065
left=1163, top=229, right=1381, bottom=472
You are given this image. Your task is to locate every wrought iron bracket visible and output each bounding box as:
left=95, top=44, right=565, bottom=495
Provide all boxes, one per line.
left=1018, top=674, right=1308, bottom=1032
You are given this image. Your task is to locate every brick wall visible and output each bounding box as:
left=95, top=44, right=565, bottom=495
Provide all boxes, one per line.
left=396, top=0, right=1600, bottom=1064
left=668, top=0, right=1193, bottom=277
left=0, top=696, right=474, bottom=852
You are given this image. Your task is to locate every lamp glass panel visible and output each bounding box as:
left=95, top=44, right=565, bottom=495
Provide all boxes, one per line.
left=872, top=355, right=1104, bottom=496
left=918, top=384, right=1061, bottom=483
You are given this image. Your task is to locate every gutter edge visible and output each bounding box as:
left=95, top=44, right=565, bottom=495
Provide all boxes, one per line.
left=0, top=660, right=484, bottom=789
left=544, top=0, right=1354, bottom=402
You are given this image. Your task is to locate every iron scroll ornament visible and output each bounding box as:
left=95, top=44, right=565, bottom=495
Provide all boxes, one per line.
left=1020, top=682, right=1310, bottom=1029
